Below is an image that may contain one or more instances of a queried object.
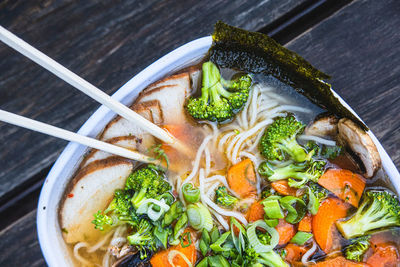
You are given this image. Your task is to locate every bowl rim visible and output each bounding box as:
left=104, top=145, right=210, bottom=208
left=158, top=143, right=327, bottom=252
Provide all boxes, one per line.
left=36, top=35, right=400, bottom=266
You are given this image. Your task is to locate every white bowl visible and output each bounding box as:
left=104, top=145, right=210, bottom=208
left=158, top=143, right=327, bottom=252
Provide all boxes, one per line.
left=37, top=36, right=400, bottom=266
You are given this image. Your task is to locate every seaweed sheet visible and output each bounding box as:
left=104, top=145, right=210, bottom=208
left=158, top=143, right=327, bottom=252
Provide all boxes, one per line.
left=207, top=21, right=368, bottom=131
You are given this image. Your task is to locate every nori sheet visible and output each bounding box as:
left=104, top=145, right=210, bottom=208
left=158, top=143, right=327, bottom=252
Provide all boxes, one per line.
left=207, top=21, right=368, bottom=131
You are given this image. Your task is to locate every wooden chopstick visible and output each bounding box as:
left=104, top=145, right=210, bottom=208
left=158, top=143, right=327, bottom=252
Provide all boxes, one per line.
left=0, top=109, right=158, bottom=164
left=0, top=25, right=175, bottom=145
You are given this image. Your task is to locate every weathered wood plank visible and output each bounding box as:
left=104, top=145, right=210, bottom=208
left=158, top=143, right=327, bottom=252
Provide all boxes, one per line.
left=286, top=0, right=400, bottom=169
left=0, top=210, right=45, bottom=267
left=0, top=0, right=308, bottom=201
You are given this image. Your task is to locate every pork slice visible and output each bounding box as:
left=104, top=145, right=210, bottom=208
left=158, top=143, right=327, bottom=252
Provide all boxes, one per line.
left=135, top=76, right=190, bottom=124
left=143, top=72, right=190, bottom=93
left=60, top=158, right=133, bottom=244
left=81, top=136, right=139, bottom=168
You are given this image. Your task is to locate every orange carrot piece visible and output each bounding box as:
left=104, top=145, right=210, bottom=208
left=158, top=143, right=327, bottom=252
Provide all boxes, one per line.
left=366, top=243, right=400, bottom=267
left=247, top=201, right=265, bottom=222
left=285, top=244, right=308, bottom=263
left=271, top=180, right=298, bottom=196
left=312, top=197, right=350, bottom=253
left=298, top=213, right=312, bottom=232
left=318, top=169, right=366, bottom=207
left=227, top=159, right=257, bottom=198
left=150, top=229, right=197, bottom=267
left=314, top=256, right=369, bottom=267
left=276, top=219, right=296, bottom=245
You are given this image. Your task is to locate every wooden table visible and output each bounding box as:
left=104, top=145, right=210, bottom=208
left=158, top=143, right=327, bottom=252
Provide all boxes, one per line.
left=0, top=0, right=399, bottom=265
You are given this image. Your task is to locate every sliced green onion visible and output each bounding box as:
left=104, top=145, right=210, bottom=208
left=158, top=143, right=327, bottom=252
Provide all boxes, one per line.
left=210, top=226, right=220, bottom=243
left=158, top=192, right=174, bottom=206
left=290, top=231, right=313, bottom=245
left=163, top=201, right=184, bottom=226
left=230, top=217, right=246, bottom=255
left=210, top=231, right=232, bottom=252
left=195, top=257, right=208, bottom=267
left=307, top=186, right=319, bottom=215
left=180, top=231, right=192, bottom=248
left=187, top=203, right=213, bottom=231
left=154, top=225, right=171, bottom=249
left=264, top=218, right=279, bottom=227
left=279, top=196, right=307, bottom=224
left=208, top=255, right=230, bottom=267
left=136, top=198, right=170, bottom=221
left=182, top=183, right=201, bottom=203
left=262, top=198, right=284, bottom=219
left=247, top=220, right=279, bottom=253
left=174, top=213, right=188, bottom=239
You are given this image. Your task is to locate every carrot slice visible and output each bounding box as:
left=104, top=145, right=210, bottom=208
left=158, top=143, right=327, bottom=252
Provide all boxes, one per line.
left=312, top=197, right=350, bottom=253
left=318, top=169, right=366, bottom=207
left=314, top=256, right=369, bottom=267
left=271, top=180, right=298, bottom=196
left=150, top=228, right=197, bottom=267
left=247, top=201, right=265, bottom=222
left=366, top=243, right=399, bottom=267
left=276, top=219, right=296, bottom=245
left=285, top=244, right=308, bottom=263
left=227, top=159, right=257, bottom=198
left=298, top=213, right=312, bottom=232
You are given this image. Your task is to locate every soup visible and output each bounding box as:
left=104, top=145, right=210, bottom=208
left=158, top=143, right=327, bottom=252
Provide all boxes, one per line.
left=58, top=23, right=400, bottom=267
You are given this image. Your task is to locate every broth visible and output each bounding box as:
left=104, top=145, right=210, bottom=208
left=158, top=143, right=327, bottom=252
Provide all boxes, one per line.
left=59, top=63, right=400, bottom=267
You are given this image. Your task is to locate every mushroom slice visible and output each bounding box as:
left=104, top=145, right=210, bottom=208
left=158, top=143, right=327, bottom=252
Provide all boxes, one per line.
left=60, top=157, right=133, bottom=243
left=305, top=114, right=339, bottom=137
left=338, top=118, right=381, bottom=178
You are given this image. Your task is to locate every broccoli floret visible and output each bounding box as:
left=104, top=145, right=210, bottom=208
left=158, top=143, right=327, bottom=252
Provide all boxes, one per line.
left=258, top=161, right=326, bottom=188
left=258, top=251, right=289, bottom=267
left=127, top=218, right=157, bottom=259
left=92, top=189, right=138, bottom=230
left=185, top=61, right=252, bottom=122
left=215, top=186, right=238, bottom=207
left=336, top=190, right=400, bottom=239
left=304, top=182, right=330, bottom=215
left=259, top=116, right=313, bottom=162
left=92, top=211, right=113, bottom=231
left=126, top=165, right=171, bottom=209
left=344, top=235, right=371, bottom=262
left=309, top=182, right=329, bottom=201
left=306, top=141, right=343, bottom=160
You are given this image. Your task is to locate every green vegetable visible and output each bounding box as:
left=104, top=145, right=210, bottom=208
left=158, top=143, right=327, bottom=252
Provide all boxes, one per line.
left=230, top=217, right=246, bottom=255
left=258, top=115, right=312, bottom=162
left=306, top=141, right=343, bottom=160
left=92, top=211, right=113, bottom=231
left=290, top=231, right=313, bottom=245
left=196, top=257, right=209, bottom=267
left=344, top=235, right=371, bottom=262
left=125, top=165, right=171, bottom=209
left=247, top=220, right=279, bottom=253
left=163, top=201, right=184, bottom=226
left=153, top=223, right=171, bottom=249
left=173, top=213, right=188, bottom=240
left=279, top=196, right=307, bottom=224
left=126, top=218, right=156, bottom=259
left=147, top=144, right=169, bottom=168
left=215, top=186, right=238, bottom=208
left=208, top=255, right=231, bottom=267
left=182, top=183, right=201, bottom=203
left=336, top=190, right=400, bottom=239
left=92, top=189, right=138, bottom=230
left=210, top=231, right=232, bottom=252
left=258, top=251, right=289, bottom=267
left=264, top=218, right=279, bottom=227
left=210, top=226, right=220, bottom=243
left=187, top=203, right=213, bottom=231
left=305, top=183, right=329, bottom=215
left=261, top=197, right=284, bottom=219
left=199, top=229, right=211, bottom=256
left=185, top=61, right=252, bottom=122
left=209, top=21, right=367, bottom=131
left=259, top=160, right=326, bottom=188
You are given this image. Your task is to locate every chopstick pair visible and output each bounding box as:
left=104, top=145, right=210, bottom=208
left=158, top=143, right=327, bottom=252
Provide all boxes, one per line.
left=0, top=26, right=181, bottom=164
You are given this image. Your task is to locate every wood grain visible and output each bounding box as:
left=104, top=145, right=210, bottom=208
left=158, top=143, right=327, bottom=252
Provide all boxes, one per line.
left=286, top=0, right=400, bottom=169
left=0, top=0, right=308, bottom=202
left=0, top=210, right=45, bottom=267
